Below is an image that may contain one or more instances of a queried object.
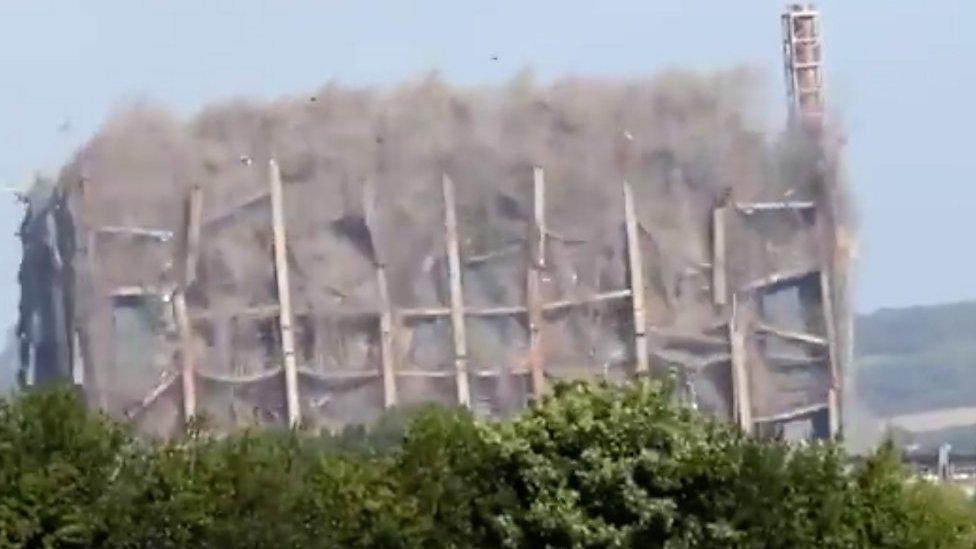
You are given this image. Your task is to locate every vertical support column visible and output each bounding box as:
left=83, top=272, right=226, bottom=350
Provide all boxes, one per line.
left=813, top=201, right=841, bottom=440
left=442, top=173, right=470, bottom=407
left=79, top=180, right=109, bottom=410
left=362, top=179, right=398, bottom=408
left=175, top=185, right=203, bottom=425
left=174, top=293, right=196, bottom=423
left=526, top=166, right=547, bottom=399
left=49, top=262, right=70, bottom=380
left=782, top=4, right=824, bottom=130
left=712, top=207, right=728, bottom=306
left=269, top=160, right=302, bottom=427
left=622, top=180, right=649, bottom=375
left=45, top=212, right=71, bottom=380
left=184, top=185, right=204, bottom=286
left=24, top=347, right=35, bottom=386
left=90, top=231, right=109, bottom=410
left=213, top=313, right=232, bottom=374
left=819, top=269, right=841, bottom=438
left=376, top=268, right=397, bottom=408
left=729, top=294, right=753, bottom=434
left=71, top=330, right=85, bottom=386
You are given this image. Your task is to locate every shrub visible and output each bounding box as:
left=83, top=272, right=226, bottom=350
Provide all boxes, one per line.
left=2, top=383, right=975, bottom=548
left=0, top=388, right=127, bottom=547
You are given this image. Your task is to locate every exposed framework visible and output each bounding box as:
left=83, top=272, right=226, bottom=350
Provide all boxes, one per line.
left=22, top=161, right=841, bottom=438
left=782, top=3, right=848, bottom=437
left=719, top=200, right=839, bottom=437
left=16, top=4, right=845, bottom=441
left=115, top=165, right=652, bottom=426
left=783, top=3, right=825, bottom=129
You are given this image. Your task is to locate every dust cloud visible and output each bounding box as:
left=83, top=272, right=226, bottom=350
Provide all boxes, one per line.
left=51, top=69, right=846, bottom=436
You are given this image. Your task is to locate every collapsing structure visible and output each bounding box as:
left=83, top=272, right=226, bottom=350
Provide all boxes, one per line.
left=18, top=5, right=851, bottom=439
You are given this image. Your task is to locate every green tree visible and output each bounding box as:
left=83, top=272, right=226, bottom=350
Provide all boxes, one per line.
left=3, top=383, right=976, bottom=548
left=0, top=388, right=127, bottom=547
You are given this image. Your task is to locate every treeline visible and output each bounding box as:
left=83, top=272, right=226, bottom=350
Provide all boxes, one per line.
left=2, top=383, right=975, bottom=548
left=856, top=301, right=976, bottom=417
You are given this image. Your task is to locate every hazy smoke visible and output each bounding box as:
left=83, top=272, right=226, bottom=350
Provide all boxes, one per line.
left=53, top=69, right=846, bottom=436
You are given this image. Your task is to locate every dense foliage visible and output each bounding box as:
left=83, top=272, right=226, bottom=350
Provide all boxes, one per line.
left=2, top=382, right=975, bottom=548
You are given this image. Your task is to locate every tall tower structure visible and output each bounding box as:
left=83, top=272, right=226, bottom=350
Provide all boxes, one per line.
left=778, top=3, right=846, bottom=441
left=782, top=4, right=825, bottom=130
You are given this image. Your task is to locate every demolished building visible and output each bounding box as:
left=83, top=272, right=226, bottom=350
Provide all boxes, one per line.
left=17, top=5, right=852, bottom=440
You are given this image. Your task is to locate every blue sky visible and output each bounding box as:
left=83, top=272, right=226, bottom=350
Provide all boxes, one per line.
left=0, top=0, right=974, bottom=323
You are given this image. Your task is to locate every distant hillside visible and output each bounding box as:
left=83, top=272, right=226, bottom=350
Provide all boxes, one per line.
left=856, top=301, right=976, bottom=417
